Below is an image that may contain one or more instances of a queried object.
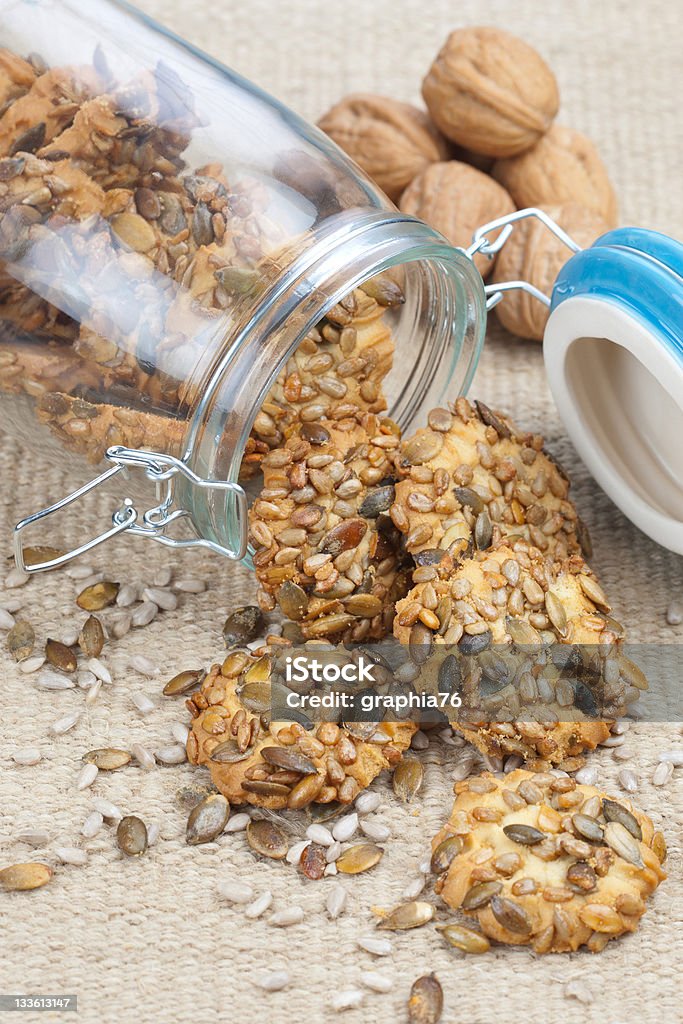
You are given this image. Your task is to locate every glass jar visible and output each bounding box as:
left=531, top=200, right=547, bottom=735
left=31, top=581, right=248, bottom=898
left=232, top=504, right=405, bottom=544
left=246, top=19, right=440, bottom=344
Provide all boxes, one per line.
left=0, top=0, right=486, bottom=567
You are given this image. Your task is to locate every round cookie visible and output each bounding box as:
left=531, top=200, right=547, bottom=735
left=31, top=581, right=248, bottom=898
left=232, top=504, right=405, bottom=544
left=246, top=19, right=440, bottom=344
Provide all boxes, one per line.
left=432, top=768, right=666, bottom=953
left=250, top=413, right=412, bottom=641
left=186, top=656, right=417, bottom=810
left=390, top=397, right=588, bottom=563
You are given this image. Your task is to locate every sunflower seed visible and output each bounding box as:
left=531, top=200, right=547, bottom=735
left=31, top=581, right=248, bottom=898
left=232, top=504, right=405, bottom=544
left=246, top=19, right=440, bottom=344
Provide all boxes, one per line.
left=600, top=734, right=625, bottom=748
left=173, top=578, right=207, bottom=594
left=393, top=758, right=424, bottom=802
left=77, top=581, right=119, bottom=611
left=0, top=863, right=52, bottom=891
left=337, top=843, right=384, bottom=874
left=306, top=824, right=335, bottom=847
left=141, top=587, right=177, bottom=611
left=218, top=880, right=254, bottom=904
left=129, top=654, right=159, bottom=677
left=604, top=821, right=643, bottom=866
left=285, top=839, right=311, bottom=865
left=564, top=979, right=594, bottom=1005
left=408, top=973, right=443, bottom=1024
left=378, top=901, right=434, bottom=931
left=55, top=846, right=88, bottom=866
left=270, top=907, right=304, bottom=927
left=12, top=747, right=42, bottom=766
left=185, top=793, right=230, bottom=845
left=602, top=799, right=642, bottom=839
left=85, top=679, right=103, bottom=706
left=357, top=935, right=392, bottom=956
left=90, top=798, right=121, bottom=822
left=666, top=600, right=682, bottom=625
left=331, top=990, right=363, bottom=1012
left=360, top=971, right=393, bottom=993
left=84, top=748, right=131, bottom=771
left=82, top=811, right=104, bottom=838
left=355, top=792, right=381, bottom=815
left=51, top=711, right=81, bottom=735
left=19, top=655, right=45, bottom=674
left=575, top=765, right=599, bottom=786
left=132, top=692, right=155, bottom=716
left=171, top=723, right=190, bottom=746
left=7, top=620, right=35, bottom=661
left=652, top=760, right=674, bottom=786
left=0, top=607, right=15, bottom=629
left=402, top=876, right=426, bottom=900
left=332, top=812, right=358, bottom=843
left=247, top=819, right=289, bottom=859
left=359, top=819, right=391, bottom=842
left=15, top=830, right=49, bottom=848
left=117, top=816, right=148, bottom=857
left=244, top=891, right=272, bottom=918
left=77, top=763, right=98, bottom=790
left=255, top=971, right=291, bottom=992
left=618, top=768, right=639, bottom=793
left=131, top=601, right=158, bottom=627
left=163, top=669, right=205, bottom=696
left=5, top=568, right=29, bottom=588
left=223, top=812, right=250, bottom=834
left=65, top=564, right=95, bottom=580
left=325, top=841, right=342, bottom=863
left=155, top=744, right=187, bottom=766
left=440, top=923, right=491, bottom=954
left=658, top=749, right=683, bottom=766
left=116, top=583, right=138, bottom=607
left=109, top=613, right=132, bottom=639
left=36, top=668, right=75, bottom=690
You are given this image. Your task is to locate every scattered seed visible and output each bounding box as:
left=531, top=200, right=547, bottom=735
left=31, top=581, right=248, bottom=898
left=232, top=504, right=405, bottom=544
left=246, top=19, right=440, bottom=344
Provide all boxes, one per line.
left=658, top=749, right=683, bottom=766
left=19, top=655, right=45, bottom=674
left=129, top=654, right=159, bottom=677
left=402, top=876, right=426, bottom=900
left=358, top=935, right=392, bottom=956
left=142, top=587, right=177, bottom=611
left=85, top=679, right=103, bottom=706
left=151, top=567, right=173, bottom=588
left=270, top=907, right=305, bottom=927
left=0, top=607, right=15, bottom=629
left=171, top=722, right=190, bottom=746
left=51, top=711, right=81, bottom=735
left=92, top=798, right=122, bottom=822
left=0, top=863, right=52, bottom=891
left=163, top=669, right=205, bottom=696
left=301, top=842, right=327, bottom=880
left=82, top=810, right=104, bottom=838
left=360, top=971, right=393, bottom=994
left=332, top=812, right=359, bottom=843
left=132, top=692, right=155, bottom=716
left=337, top=843, right=384, bottom=874
left=5, top=567, right=29, bottom=588
left=7, top=620, right=35, bottom=661
left=247, top=819, right=288, bottom=860
left=306, top=824, right=335, bottom=847
left=11, top=747, right=42, bottom=766
left=355, top=792, right=381, bottom=815
left=618, top=768, right=639, bottom=793
left=286, top=839, right=311, bottom=865
left=440, top=923, right=490, bottom=954
left=326, top=883, right=347, bottom=920
left=359, top=819, right=391, bottom=842
left=564, top=979, right=594, bottom=1005
left=76, top=581, right=119, bottom=611
left=15, top=830, right=49, bottom=848
left=117, top=815, right=148, bottom=856
left=131, top=601, right=158, bottom=627
left=155, top=744, right=187, bottom=766
left=652, top=761, right=674, bottom=786
left=86, top=657, right=111, bottom=684
left=187, top=794, right=230, bottom=845
left=84, top=748, right=131, bottom=771
left=218, top=880, right=255, bottom=904
left=77, top=763, right=98, bottom=791
left=332, top=990, right=363, bottom=1012
left=55, top=847, right=87, bottom=866
left=244, top=891, right=272, bottom=918
left=35, top=668, right=75, bottom=690
left=393, top=758, right=424, bottom=802
left=66, top=564, right=95, bottom=580
left=326, top=841, right=342, bottom=864
left=408, top=973, right=443, bottom=1024
left=666, top=600, right=682, bottom=625
left=378, top=901, right=434, bottom=931
left=173, top=578, right=206, bottom=593
left=225, top=812, right=250, bottom=834
left=255, top=971, right=291, bottom=993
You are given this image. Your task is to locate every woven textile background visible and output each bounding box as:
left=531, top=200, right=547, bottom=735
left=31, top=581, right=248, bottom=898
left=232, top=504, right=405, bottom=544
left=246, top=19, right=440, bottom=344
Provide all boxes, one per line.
left=0, top=2, right=681, bottom=1022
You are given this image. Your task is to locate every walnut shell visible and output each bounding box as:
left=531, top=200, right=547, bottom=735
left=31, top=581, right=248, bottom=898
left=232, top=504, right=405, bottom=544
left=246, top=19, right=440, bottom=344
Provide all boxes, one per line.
left=492, top=202, right=610, bottom=340
left=399, top=161, right=515, bottom=277
left=318, top=94, right=450, bottom=202
left=422, top=27, right=559, bottom=158
left=492, top=125, right=618, bottom=227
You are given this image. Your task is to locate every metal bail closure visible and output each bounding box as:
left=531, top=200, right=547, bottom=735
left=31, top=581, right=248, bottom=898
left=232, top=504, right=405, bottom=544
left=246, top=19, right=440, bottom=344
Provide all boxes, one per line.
left=13, top=445, right=248, bottom=573
left=464, top=207, right=583, bottom=310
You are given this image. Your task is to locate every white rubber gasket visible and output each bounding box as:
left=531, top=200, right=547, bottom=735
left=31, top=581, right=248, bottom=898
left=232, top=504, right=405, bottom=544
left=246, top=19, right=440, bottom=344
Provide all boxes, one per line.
left=543, top=294, right=683, bottom=554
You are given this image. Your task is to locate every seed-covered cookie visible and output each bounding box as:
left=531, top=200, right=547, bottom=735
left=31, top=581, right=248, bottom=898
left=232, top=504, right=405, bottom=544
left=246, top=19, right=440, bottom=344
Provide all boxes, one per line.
left=0, top=66, right=102, bottom=157
left=390, top=397, right=587, bottom=562
left=250, top=413, right=412, bottom=641
left=186, top=656, right=416, bottom=809
left=393, top=544, right=643, bottom=766
left=432, top=769, right=666, bottom=953
left=0, top=49, right=37, bottom=114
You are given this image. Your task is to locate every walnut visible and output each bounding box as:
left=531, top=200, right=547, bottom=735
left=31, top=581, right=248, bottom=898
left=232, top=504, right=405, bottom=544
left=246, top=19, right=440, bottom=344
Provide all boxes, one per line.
left=492, top=202, right=610, bottom=340
left=422, top=27, right=559, bottom=158
left=317, top=94, right=450, bottom=202
left=492, top=125, right=618, bottom=227
left=399, top=161, right=515, bottom=277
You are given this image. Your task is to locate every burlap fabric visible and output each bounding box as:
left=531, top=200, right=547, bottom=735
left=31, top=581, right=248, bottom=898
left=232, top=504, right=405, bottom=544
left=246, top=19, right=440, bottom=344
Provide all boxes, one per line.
left=0, top=1, right=681, bottom=1021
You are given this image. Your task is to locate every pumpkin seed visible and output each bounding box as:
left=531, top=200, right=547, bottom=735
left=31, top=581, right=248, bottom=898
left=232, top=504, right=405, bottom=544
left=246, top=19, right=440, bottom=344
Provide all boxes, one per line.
left=239, top=679, right=272, bottom=713
left=474, top=511, right=493, bottom=550
left=320, top=518, right=367, bottom=556
left=76, top=581, right=119, bottom=611
left=503, top=823, right=545, bottom=846
left=22, top=545, right=64, bottom=567
left=453, top=486, right=484, bottom=514
left=408, top=973, right=443, bottom=1024
left=439, top=923, right=490, bottom=954
left=83, top=748, right=131, bottom=771
left=336, top=843, right=383, bottom=874
left=210, top=739, right=251, bottom=764
left=186, top=794, right=230, bottom=845
left=163, top=669, right=205, bottom=696
left=459, top=630, right=492, bottom=655
left=246, top=819, right=288, bottom=860
left=78, top=615, right=105, bottom=658
left=287, top=773, right=325, bottom=809
left=7, top=620, right=35, bottom=661
left=430, top=835, right=463, bottom=873
left=359, top=485, right=396, bottom=518
left=9, top=122, right=45, bottom=155
left=475, top=401, right=512, bottom=438
left=602, top=798, right=642, bottom=840
left=300, top=842, right=326, bottom=880
left=377, top=901, right=434, bottom=930
left=393, top=758, right=424, bottom=802
left=242, top=780, right=291, bottom=798
left=45, top=638, right=77, bottom=673
left=223, top=606, right=263, bottom=645
left=277, top=581, right=309, bottom=620
left=261, top=746, right=317, bottom=775
left=0, top=862, right=52, bottom=891
left=572, top=813, right=604, bottom=843
left=462, top=880, right=502, bottom=910
left=117, top=816, right=148, bottom=857
left=490, top=895, right=532, bottom=934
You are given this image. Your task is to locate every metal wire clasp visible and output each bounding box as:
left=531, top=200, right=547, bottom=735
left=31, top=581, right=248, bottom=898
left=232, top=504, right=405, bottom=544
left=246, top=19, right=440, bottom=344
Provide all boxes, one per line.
left=13, top=445, right=248, bottom=573
left=465, top=207, right=582, bottom=311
